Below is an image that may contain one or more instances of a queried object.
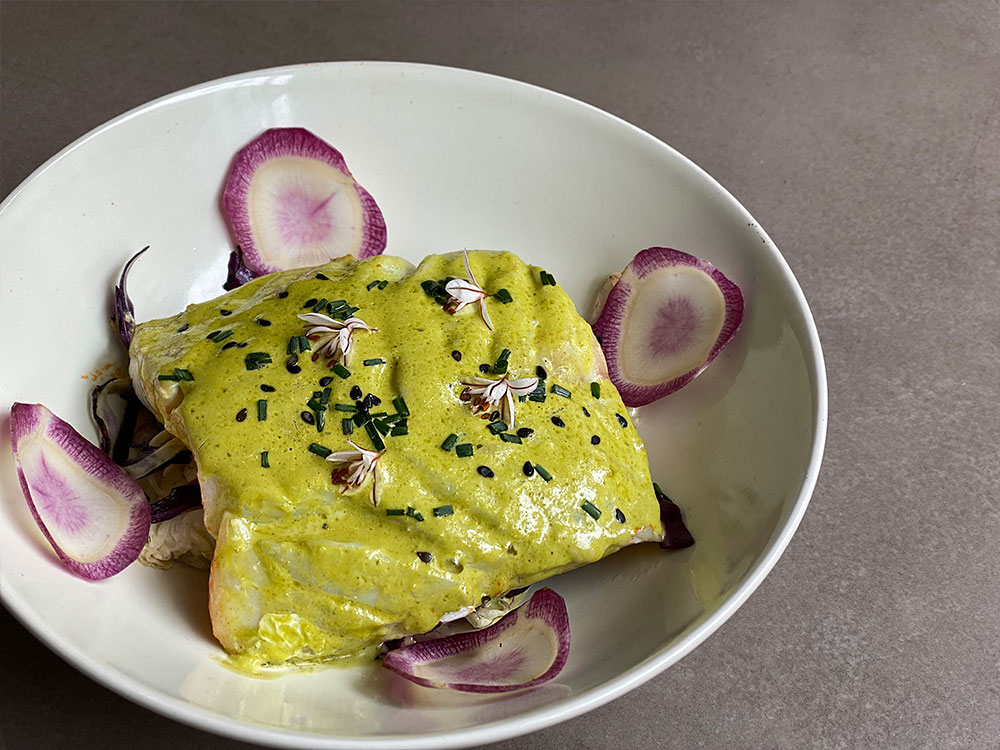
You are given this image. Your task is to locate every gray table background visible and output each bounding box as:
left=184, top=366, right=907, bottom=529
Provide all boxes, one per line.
left=2, top=1, right=998, bottom=748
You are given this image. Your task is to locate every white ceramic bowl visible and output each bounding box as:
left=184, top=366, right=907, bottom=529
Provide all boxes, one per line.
left=0, top=62, right=827, bottom=748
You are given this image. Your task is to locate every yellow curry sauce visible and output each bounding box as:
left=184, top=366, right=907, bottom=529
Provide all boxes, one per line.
left=129, top=251, right=663, bottom=672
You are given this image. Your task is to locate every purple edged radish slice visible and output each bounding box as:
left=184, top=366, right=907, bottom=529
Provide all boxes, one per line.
left=222, top=128, right=387, bottom=275
left=10, top=403, right=151, bottom=580
left=592, top=247, right=744, bottom=407
left=654, top=483, right=694, bottom=549
left=383, top=588, right=570, bottom=693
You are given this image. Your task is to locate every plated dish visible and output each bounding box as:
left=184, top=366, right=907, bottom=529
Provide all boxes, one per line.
left=0, top=63, right=826, bottom=748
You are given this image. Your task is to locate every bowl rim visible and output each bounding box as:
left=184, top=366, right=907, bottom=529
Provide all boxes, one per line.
left=0, top=60, right=828, bottom=749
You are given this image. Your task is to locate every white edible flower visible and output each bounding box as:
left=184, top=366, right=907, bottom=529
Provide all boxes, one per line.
left=444, top=251, right=494, bottom=330
left=299, top=313, right=376, bottom=366
left=460, top=374, right=539, bottom=429
left=326, top=440, right=384, bottom=505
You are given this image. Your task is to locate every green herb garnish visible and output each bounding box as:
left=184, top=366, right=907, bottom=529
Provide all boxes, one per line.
left=455, top=443, right=474, bottom=458
left=260, top=451, right=270, bottom=468
left=494, top=288, right=513, bottom=304
left=342, top=418, right=354, bottom=435
left=551, top=384, right=572, bottom=399
left=363, top=358, right=385, bottom=366
left=244, top=352, right=272, bottom=370
left=257, top=399, right=267, bottom=421
left=331, top=363, right=351, bottom=379
left=308, top=443, right=332, bottom=458
left=334, top=403, right=356, bottom=412
left=441, top=433, right=459, bottom=451
left=581, top=501, right=601, bottom=519
left=499, top=433, right=522, bottom=443
left=386, top=508, right=405, bottom=516
left=591, top=382, right=601, bottom=399
left=534, top=464, right=553, bottom=481
left=392, top=396, right=410, bottom=417
left=433, top=505, right=454, bottom=517
left=487, top=420, right=508, bottom=434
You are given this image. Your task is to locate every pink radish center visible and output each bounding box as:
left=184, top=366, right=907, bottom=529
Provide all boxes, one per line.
left=619, top=265, right=725, bottom=385
left=249, top=157, right=363, bottom=269
left=19, top=435, right=132, bottom=563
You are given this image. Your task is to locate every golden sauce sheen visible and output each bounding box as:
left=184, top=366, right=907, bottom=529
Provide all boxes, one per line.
left=130, top=251, right=662, bottom=672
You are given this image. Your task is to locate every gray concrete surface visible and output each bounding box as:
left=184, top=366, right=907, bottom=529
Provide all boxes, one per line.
left=2, top=1, right=998, bottom=748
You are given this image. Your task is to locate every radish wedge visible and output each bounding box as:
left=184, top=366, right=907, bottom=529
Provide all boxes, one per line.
left=222, top=128, right=387, bottom=275
left=383, top=588, right=570, bottom=693
left=592, top=247, right=744, bottom=406
left=10, top=403, right=151, bottom=580
left=113, top=246, right=148, bottom=348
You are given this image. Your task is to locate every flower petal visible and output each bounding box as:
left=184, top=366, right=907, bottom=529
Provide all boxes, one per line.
left=478, top=298, right=494, bottom=331
left=507, top=377, right=540, bottom=395
left=299, top=312, right=345, bottom=329
left=445, top=279, right=486, bottom=304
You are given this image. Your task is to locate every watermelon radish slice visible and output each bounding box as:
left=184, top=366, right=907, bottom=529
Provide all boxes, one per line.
left=383, top=588, right=570, bottom=692
left=592, top=247, right=744, bottom=407
left=10, top=403, right=151, bottom=580
left=222, top=128, right=387, bottom=275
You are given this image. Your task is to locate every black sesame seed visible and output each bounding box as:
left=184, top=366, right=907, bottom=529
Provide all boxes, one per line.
left=237, top=341, right=248, bottom=348
left=489, top=410, right=500, bottom=422
left=316, top=272, right=329, bottom=281
left=286, top=355, right=301, bottom=374
left=350, top=385, right=363, bottom=400
left=522, top=461, right=535, bottom=477
left=451, top=350, right=462, bottom=361
left=321, top=521, right=328, bottom=529
left=536, top=365, right=547, bottom=379
left=362, top=393, right=381, bottom=409
left=616, top=413, right=628, bottom=428
left=304, top=298, right=317, bottom=308
left=256, top=318, right=271, bottom=326
left=221, top=341, right=238, bottom=350
left=416, top=551, right=432, bottom=563
left=582, top=406, right=591, bottom=417
left=591, top=435, right=601, bottom=445
left=479, top=364, right=491, bottom=374
left=220, top=309, right=232, bottom=316
left=319, top=376, right=333, bottom=387
left=301, top=411, right=315, bottom=425
left=477, top=465, right=495, bottom=478
left=277, top=290, right=289, bottom=298
left=235, top=408, right=248, bottom=422
left=614, top=508, right=626, bottom=524
left=260, top=384, right=275, bottom=392
left=176, top=323, right=189, bottom=332
left=516, top=427, right=534, bottom=439
left=551, top=416, right=566, bottom=428
left=206, top=330, right=220, bottom=340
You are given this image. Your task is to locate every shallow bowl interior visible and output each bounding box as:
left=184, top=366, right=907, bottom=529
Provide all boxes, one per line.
left=0, top=62, right=826, bottom=749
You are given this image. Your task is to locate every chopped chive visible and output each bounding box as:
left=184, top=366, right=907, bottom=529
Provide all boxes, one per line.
left=365, top=422, right=386, bottom=451
left=342, top=418, right=354, bottom=435
left=433, top=505, right=454, bottom=517
left=392, top=397, right=410, bottom=417
left=540, top=270, right=557, bottom=286
left=386, top=508, right=405, bottom=516
left=591, top=382, right=601, bottom=399
left=487, top=420, right=508, bottom=434
left=334, top=403, right=356, bottom=412
left=211, top=330, right=234, bottom=343
left=493, top=288, right=513, bottom=304
left=328, top=299, right=348, bottom=309
left=257, top=399, right=267, bottom=421
left=331, top=363, right=351, bottom=379
left=303, top=298, right=317, bottom=308
left=168, top=369, right=190, bottom=383
left=534, top=464, right=553, bottom=482
left=616, top=413, right=629, bottom=428
left=492, top=348, right=511, bottom=374
left=260, top=451, right=269, bottom=468
left=455, top=443, right=474, bottom=458
left=499, top=433, right=522, bottom=443
left=366, top=279, right=385, bottom=291
left=581, top=501, right=601, bottom=519
left=413, top=511, right=425, bottom=522
left=287, top=337, right=300, bottom=355
left=298, top=336, right=311, bottom=352
left=363, top=358, right=385, bottom=366
left=405, top=506, right=417, bottom=517
left=312, top=297, right=328, bottom=312
left=306, top=398, right=326, bottom=412
left=352, top=411, right=370, bottom=426
left=390, top=424, right=408, bottom=436
left=320, top=387, right=332, bottom=405
left=373, top=418, right=391, bottom=436
left=378, top=280, right=388, bottom=289
left=157, top=374, right=179, bottom=381
left=551, top=384, right=572, bottom=398
left=245, top=352, right=272, bottom=370
left=308, top=443, right=332, bottom=458
left=528, top=391, right=547, bottom=402
left=301, top=411, right=315, bottom=425
left=653, top=482, right=672, bottom=502
left=441, top=433, right=459, bottom=451
left=316, top=410, right=326, bottom=432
